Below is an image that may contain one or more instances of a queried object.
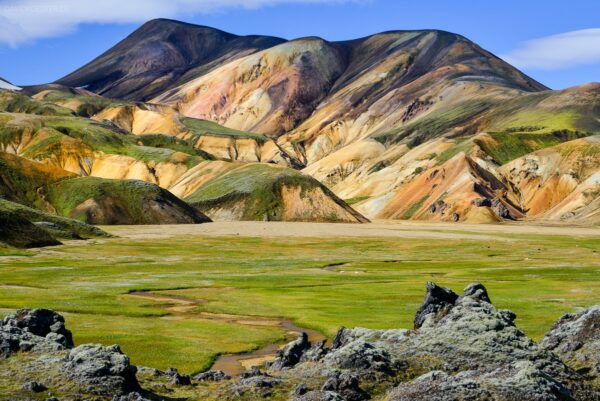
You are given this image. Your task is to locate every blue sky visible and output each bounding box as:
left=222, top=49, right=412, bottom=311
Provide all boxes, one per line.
left=0, top=0, right=599, bottom=89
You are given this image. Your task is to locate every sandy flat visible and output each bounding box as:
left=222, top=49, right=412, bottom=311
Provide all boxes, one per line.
left=101, top=220, right=600, bottom=241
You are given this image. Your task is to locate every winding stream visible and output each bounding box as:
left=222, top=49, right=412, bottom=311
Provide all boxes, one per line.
left=128, top=291, right=326, bottom=376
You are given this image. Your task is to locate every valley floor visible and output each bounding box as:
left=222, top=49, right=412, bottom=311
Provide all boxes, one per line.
left=1, top=221, right=599, bottom=374
left=105, top=220, right=600, bottom=240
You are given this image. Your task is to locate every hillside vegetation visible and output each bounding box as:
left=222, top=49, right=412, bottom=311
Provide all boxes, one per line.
left=35, top=19, right=600, bottom=224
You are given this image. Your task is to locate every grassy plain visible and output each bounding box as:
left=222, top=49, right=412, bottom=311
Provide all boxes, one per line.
left=0, top=222, right=599, bottom=374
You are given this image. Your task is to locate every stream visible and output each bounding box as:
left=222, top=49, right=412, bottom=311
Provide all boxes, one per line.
left=128, top=291, right=326, bottom=376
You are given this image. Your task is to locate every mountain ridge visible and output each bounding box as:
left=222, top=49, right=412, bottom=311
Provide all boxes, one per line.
left=55, top=19, right=547, bottom=103
left=2, top=18, right=598, bottom=226
left=56, top=19, right=286, bottom=100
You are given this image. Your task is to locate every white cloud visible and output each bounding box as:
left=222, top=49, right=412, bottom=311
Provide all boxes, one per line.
left=0, top=0, right=352, bottom=46
left=502, top=28, right=600, bottom=70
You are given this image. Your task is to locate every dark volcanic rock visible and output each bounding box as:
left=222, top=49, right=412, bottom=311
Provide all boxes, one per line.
left=492, top=197, right=511, bottom=219
left=170, top=372, right=192, bottom=385
left=427, top=200, right=448, bottom=215
left=294, top=382, right=309, bottom=396
left=324, top=338, right=392, bottom=373
left=321, top=372, right=369, bottom=401
left=332, top=326, right=351, bottom=349
left=267, top=282, right=597, bottom=401
left=112, top=392, right=151, bottom=401
left=63, top=344, right=139, bottom=395
left=472, top=197, right=492, bottom=207
left=294, top=390, right=344, bottom=401
left=240, top=366, right=263, bottom=378
left=21, top=380, right=47, bottom=392
left=193, top=370, right=231, bottom=382
left=268, top=332, right=311, bottom=370
left=413, top=282, right=458, bottom=329
left=542, top=306, right=600, bottom=378
left=4, top=308, right=73, bottom=347
left=462, top=282, right=491, bottom=303
left=1, top=309, right=73, bottom=357
left=7, top=285, right=600, bottom=401
left=387, top=367, right=573, bottom=401
left=240, top=375, right=282, bottom=388
left=300, top=339, right=328, bottom=362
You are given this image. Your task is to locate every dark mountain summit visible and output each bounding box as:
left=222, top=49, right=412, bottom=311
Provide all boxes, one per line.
left=56, top=19, right=545, bottom=104
left=56, top=19, right=285, bottom=100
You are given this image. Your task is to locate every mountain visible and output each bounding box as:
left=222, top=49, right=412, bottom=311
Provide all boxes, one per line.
left=56, top=19, right=285, bottom=101
left=0, top=151, right=211, bottom=225
left=0, top=198, right=109, bottom=248
left=0, top=88, right=367, bottom=225
left=156, top=30, right=546, bottom=139
left=10, top=19, right=600, bottom=225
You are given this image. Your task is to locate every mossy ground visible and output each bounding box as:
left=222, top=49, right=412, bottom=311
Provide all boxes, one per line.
left=0, top=198, right=107, bottom=245
left=0, top=112, right=205, bottom=167
left=45, top=177, right=202, bottom=224
left=186, top=164, right=321, bottom=220
left=0, top=225, right=599, bottom=374
left=40, top=90, right=127, bottom=117
left=182, top=118, right=268, bottom=143
left=477, top=130, right=589, bottom=165
left=0, top=91, right=74, bottom=116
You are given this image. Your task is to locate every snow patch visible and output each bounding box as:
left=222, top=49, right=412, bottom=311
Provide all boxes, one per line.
left=0, top=78, right=21, bottom=91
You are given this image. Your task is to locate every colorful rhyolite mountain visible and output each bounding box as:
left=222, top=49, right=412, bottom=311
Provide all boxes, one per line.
left=3, top=19, right=600, bottom=229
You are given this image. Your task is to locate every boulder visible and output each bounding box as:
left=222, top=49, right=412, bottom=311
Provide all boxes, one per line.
left=413, top=282, right=458, bottom=329
left=62, top=344, right=139, bottom=395
left=112, top=392, right=151, bottom=401
left=300, top=339, right=328, bottom=362
left=462, top=282, right=491, bottom=303
left=1, top=309, right=73, bottom=357
left=268, top=332, right=311, bottom=370
left=268, top=282, right=596, bottom=400
left=294, top=390, right=344, bottom=401
left=21, top=380, right=47, bottom=392
left=387, top=364, right=573, bottom=401
left=193, top=370, right=231, bottom=382
left=331, top=326, right=351, bottom=349
left=240, top=366, right=263, bottom=378
left=542, top=306, right=600, bottom=379
left=323, top=339, right=392, bottom=373
left=321, top=372, right=369, bottom=401
left=293, top=383, right=309, bottom=396
left=240, top=375, right=283, bottom=388
left=170, top=372, right=192, bottom=386
left=3, top=309, right=73, bottom=346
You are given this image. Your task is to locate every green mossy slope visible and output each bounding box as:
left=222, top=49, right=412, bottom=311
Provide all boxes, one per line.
left=0, top=198, right=110, bottom=248
left=47, top=177, right=211, bottom=225
left=186, top=163, right=367, bottom=222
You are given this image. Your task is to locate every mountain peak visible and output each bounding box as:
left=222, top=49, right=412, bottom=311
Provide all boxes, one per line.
left=56, top=19, right=546, bottom=102
left=56, top=20, right=285, bottom=100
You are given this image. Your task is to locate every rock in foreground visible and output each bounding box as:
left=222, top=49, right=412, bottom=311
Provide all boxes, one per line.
left=3, top=284, right=600, bottom=400
left=1, top=308, right=73, bottom=357
left=542, top=305, right=600, bottom=383
left=266, top=282, right=597, bottom=401
left=63, top=344, right=140, bottom=396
